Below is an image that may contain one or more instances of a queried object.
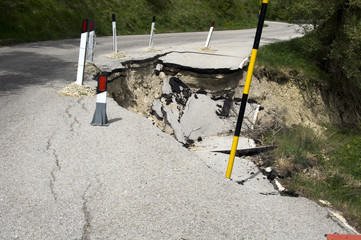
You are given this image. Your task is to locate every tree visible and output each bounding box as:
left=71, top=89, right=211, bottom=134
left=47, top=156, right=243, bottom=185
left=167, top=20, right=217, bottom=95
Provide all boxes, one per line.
left=269, top=0, right=361, bottom=124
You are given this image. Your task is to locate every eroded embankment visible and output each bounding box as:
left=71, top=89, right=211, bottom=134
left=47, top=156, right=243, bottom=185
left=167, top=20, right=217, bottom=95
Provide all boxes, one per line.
left=101, top=57, right=260, bottom=145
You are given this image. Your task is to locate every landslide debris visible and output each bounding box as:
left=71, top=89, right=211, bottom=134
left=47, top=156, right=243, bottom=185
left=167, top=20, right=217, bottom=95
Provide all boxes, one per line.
left=105, top=59, right=260, bottom=145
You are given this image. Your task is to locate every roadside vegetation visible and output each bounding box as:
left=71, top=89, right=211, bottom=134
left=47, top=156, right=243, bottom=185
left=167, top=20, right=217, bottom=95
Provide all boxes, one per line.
left=255, top=0, right=361, bottom=231
left=0, top=0, right=259, bottom=45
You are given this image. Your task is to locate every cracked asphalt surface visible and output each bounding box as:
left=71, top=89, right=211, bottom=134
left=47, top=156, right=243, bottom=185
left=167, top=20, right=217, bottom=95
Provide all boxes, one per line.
left=0, top=22, right=354, bottom=239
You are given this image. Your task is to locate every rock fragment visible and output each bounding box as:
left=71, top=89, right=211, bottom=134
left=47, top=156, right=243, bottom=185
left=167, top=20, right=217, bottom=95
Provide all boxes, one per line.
left=151, top=99, right=163, bottom=120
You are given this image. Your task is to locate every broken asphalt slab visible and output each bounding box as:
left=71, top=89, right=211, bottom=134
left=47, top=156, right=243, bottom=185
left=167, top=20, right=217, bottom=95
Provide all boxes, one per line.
left=189, top=135, right=256, bottom=152
left=151, top=76, right=260, bottom=145
left=189, top=135, right=276, bottom=193
left=94, top=50, right=247, bottom=74
left=159, top=51, right=247, bottom=71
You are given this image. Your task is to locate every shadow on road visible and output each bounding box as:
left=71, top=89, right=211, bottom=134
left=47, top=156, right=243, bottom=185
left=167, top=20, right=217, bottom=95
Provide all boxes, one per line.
left=0, top=50, right=76, bottom=94
left=12, top=38, right=80, bottom=49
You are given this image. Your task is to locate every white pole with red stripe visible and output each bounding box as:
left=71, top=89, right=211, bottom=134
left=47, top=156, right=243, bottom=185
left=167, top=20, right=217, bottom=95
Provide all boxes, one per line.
left=87, top=20, right=95, bottom=63
left=91, top=73, right=109, bottom=126
left=149, top=16, right=156, bottom=47
left=205, top=21, right=215, bottom=48
left=76, top=19, right=89, bottom=85
left=112, top=14, right=118, bottom=53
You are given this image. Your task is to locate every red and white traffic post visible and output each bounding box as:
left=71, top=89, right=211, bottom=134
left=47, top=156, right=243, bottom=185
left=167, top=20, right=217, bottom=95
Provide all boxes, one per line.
left=112, top=14, right=117, bottom=53
left=91, top=73, right=109, bottom=126
left=205, top=21, right=215, bottom=48
left=86, top=20, right=95, bottom=63
left=76, top=19, right=89, bottom=85
left=149, top=16, right=156, bottom=47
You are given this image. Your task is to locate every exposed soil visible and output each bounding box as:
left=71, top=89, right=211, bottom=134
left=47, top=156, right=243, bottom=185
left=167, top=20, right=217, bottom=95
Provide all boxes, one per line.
left=249, top=72, right=331, bottom=133
left=86, top=58, right=333, bottom=142
left=101, top=58, right=255, bottom=144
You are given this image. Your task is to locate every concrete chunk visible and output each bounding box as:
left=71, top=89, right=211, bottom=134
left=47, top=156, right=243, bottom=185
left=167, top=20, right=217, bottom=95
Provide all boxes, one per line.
left=180, top=94, right=234, bottom=140
left=151, top=99, right=163, bottom=119
left=162, top=78, right=172, bottom=95
left=162, top=98, right=186, bottom=144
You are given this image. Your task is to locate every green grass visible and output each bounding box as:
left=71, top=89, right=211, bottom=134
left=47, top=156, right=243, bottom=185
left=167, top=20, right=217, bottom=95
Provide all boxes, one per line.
left=265, top=125, right=361, bottom=231
left=327, top=129, right=361, bottom=181
left=0, top=0, right=259, bottom=45
left=255, top=37, right=329, bottom=87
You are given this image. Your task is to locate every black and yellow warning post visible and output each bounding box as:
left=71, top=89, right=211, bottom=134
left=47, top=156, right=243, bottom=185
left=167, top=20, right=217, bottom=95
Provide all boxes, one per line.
left=226, top=0, right=269, bottom=179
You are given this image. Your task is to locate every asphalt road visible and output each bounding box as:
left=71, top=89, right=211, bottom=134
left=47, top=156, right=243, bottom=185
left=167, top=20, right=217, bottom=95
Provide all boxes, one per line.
left=0, top=22, right=354, bottom=239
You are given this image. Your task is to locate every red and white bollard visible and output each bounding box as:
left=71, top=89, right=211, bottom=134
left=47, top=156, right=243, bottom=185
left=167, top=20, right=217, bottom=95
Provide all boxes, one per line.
left=112, top=14, right=117, bottom=53
left=149, top=16, right=156, bottom=47
left=205, top=21, right=215, bottom=48
left=76, top=19, right=89, bottom=85
left=91, top=73, right=109, bottom=126
left=87, top=20, right=96, bottom=63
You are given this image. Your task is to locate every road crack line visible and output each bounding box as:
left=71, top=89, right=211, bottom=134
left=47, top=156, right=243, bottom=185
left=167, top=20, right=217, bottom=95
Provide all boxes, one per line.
left=65, top=102, right=81, bottom=135
left=47, top=133, right=61, bottom=201
left=81, top=177, right=102, bottom=240
left=81, top=183, right=92, bottom=240
left=78, top=98, right=89, bottom=113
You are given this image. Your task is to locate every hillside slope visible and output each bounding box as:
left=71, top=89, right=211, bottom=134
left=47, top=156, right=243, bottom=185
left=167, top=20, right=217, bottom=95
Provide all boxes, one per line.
left=0, top=0, right=259, bottom=45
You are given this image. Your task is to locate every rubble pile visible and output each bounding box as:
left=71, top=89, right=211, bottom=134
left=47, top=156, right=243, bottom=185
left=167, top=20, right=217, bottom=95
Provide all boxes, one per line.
left=151, top=76, right=260, bottom=145
left=105, top=60, right=261, bottom=146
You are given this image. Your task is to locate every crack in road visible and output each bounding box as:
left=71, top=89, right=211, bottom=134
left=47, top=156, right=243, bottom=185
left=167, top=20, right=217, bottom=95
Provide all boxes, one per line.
left=81, top=183, right=92, bottom=240
left=47, top=134, right=61, bottom=201
left=81, top=177, right=102, bottom=240
left=50, top=170, right=57, bottom=201
left=65, top=102, right=81, bottom=135
left=78, top=98, right=89, bottom=113
left=70, top=116, right=80, bottom=134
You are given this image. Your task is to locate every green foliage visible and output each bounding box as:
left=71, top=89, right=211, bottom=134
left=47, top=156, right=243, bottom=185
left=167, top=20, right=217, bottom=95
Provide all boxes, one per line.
left=266, top=124, right=361, bottom=231
left=266, top=0, right=292, bottom=22
left=327, top=128, right=361, bottom=180
left=256, top=37, right=329, bottom=88
left=146, top=0, right=171, bottom=13
left=266, top=125, right=321, bottom=169
left=265, top=0, right=361, bottom=124
left=257, top=38, right=312, bottom=73
left=0, top=0, right=259, bottom=45
left=264, top=124, right=361, bottom=230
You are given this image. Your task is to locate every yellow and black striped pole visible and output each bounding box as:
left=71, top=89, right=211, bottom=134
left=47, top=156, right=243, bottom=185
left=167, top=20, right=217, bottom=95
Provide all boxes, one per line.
left=226, top=0, right=269, bottom=179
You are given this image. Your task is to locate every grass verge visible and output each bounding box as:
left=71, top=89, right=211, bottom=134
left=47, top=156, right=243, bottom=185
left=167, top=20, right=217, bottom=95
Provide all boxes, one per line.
left=265, top=126, right=361, bottom=231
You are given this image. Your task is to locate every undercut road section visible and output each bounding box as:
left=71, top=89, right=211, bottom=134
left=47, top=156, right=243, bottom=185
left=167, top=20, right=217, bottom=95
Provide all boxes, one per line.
left=0, top=22, right=354, bottom=239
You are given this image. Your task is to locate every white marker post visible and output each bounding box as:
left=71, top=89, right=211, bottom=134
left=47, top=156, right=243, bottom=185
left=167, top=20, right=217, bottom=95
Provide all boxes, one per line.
left=91, top=73, right=109, bottom=126
left=86, top=20, right=95, bottom=63
left=76, top=19, right=89, bottom=85
left=205, top=21, right=215, bottom=48
left=149, top=16, right=156, bottom=47
left=112, top=14, right=117, bottom=53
